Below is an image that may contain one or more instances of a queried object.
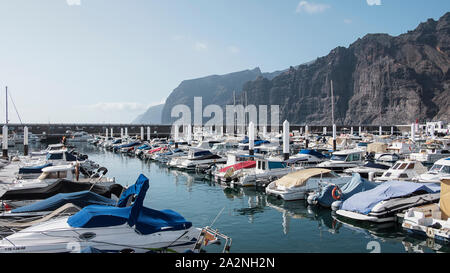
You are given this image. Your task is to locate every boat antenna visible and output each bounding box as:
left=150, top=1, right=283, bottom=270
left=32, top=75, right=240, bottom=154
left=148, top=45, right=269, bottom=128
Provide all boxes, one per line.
left=210, top=206, right=226, bottom=228
left=8, top=89, right=23, bottom=125
left=330, top=80, right=334, bottom=126
left=5, top=86, right=8, bottom=125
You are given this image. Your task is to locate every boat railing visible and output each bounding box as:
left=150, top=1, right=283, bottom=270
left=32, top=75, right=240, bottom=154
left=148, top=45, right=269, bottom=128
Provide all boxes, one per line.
left=194, top=226, right=232, bottom=253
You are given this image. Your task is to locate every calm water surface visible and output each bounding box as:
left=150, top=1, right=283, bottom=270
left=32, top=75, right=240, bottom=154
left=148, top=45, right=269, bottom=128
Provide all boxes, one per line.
left=15, top=142, right=450, bottom=253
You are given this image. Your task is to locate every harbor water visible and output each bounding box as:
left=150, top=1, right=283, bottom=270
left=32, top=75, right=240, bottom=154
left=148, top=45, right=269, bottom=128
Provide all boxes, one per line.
left=10, top=142, right=449, bottom=253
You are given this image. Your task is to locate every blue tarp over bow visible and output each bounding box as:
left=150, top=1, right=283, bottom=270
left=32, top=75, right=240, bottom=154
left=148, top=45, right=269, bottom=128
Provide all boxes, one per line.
left=340, top=180, right=441, bottom=215
left=18, top=163, right=53, bottom=174
left=316, top=173, right=378, bottom=207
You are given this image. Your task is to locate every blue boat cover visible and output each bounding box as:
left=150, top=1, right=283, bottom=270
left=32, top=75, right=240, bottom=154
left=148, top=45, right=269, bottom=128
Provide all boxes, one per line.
left=340, top=180, right=441, bottom=215
left=317, top=174, right=378, bottom=207
left=11, top=191, right=116, bottom=213
left=363, top=162, right=390, bottom=170
left=298, top=149, right=327, bottom=158
left=67, top=174, right=192, bottom=234
left=18, top=163, right=53, bottom=174
left=137, top=144, right=150, bottom=150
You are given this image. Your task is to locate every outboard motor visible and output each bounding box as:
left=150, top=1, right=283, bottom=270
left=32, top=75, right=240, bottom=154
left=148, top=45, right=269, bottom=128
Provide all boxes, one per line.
left=90, top=167, right=108, bottom=179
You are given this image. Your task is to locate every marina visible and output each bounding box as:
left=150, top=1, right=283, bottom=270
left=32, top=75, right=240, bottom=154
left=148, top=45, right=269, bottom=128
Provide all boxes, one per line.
left=0, top=122, right=449, bottom=253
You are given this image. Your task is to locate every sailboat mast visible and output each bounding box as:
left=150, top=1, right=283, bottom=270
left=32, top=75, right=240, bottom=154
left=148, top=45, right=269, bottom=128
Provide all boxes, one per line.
left=330, top=80, right=334, bottom=125
left=5, top=86, right=8, bottom=125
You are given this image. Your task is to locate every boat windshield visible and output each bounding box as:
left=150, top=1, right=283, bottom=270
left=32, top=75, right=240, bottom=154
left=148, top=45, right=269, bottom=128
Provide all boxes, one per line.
left=429, top=164, right=443, bottom=172
left=331, top=154, right=347, bottom=161
left=442, top=165, right=450, bottom=174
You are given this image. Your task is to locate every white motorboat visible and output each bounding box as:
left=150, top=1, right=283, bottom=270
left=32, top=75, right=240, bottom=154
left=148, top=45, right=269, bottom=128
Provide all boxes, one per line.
left=285, top=149, right=329, bottom=166
left=30, top=144, right=66, bottom=157
left=376, top=160, right=428, bottom=182
left=234, top=157, right=303, bottom=187
left=413, top=157, right=450, bottom=183
left=343, top=161, right=390, bottom=180
left=66, top=131, right=93, bottom=143
left=265, top=168, right=351, bottom=201
left=12, top=132, right=39, bottom=144
left=316, top=148, right=365, bottom=172
left=177, top=148, right=226, bottom=171
left=409, top=140, right=450, bottom=165
left=4, top=164, right=114, bottom=193
left=154, top=148, right=188, bottom=163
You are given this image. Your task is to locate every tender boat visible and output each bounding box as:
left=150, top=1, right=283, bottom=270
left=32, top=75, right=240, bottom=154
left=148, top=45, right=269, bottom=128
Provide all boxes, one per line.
left=265, top=168, right=351, bottom=201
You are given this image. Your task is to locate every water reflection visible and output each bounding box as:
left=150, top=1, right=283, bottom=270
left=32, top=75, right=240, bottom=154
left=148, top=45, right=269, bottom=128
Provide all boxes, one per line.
left=14, top=142, right=450, bottom=253
left=266, top=197, right=342, bottom=235
left=222, top=186, right=266, bottom=224
left=332, top=214, right=450, bottom=253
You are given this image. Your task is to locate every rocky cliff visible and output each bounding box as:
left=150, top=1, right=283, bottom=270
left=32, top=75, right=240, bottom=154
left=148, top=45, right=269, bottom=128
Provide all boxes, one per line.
left=160, top=67, right=284, bottom=124
left=241, top=12, right=450, bottom=125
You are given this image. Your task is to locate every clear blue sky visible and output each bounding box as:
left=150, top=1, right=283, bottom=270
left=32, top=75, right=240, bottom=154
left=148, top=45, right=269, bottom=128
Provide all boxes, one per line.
left=0, top=0, right=448, bottom=123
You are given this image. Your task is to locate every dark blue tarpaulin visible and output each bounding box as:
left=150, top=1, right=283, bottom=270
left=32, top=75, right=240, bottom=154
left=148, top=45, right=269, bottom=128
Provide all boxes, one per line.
left=18, top=163, right=53, bottom=174
left=68, top=174, right=192, bottom=235
left=11, top=191, right=116, bottom=213
left=316, top=174, right=378, bottom=207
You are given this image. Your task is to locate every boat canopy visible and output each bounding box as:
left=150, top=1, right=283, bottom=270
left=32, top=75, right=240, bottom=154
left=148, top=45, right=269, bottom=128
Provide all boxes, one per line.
left=219, top=161, right=256, bottom=173
left=275, top=168, right=332, bottom=188
left=68, top=174, right=192, bottom=235
left=441, top=178, right=450, bottom=220
left=341, top=180, right=441, bottom=215
left=137, top=144, right=150, bottom=150
left=298, top=149, right=327, bottom=158
left=367, top=142, right=388, bottom=153
left=18, top=163, right=53, bottom=174
left=0, top=179, right=124, bottom=201
left=362, top=162, right=390, bottom=170
left=46, top=152, right=77, bottom=161
left=11, top=191, right=116, bottom=213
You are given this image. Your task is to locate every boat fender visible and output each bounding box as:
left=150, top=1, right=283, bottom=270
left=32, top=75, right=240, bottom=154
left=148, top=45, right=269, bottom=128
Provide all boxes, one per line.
left=331, top=200, right=342, bottom=211
left=426, top=227, right=435, bottom=239
left=331, top=186, right=343, bottom=200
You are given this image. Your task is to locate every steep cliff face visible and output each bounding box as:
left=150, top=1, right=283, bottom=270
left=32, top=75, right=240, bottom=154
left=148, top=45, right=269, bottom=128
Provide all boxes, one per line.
left=160, top=68, right=263, bottom=124
left=242, top=12, right=450, bottom=125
